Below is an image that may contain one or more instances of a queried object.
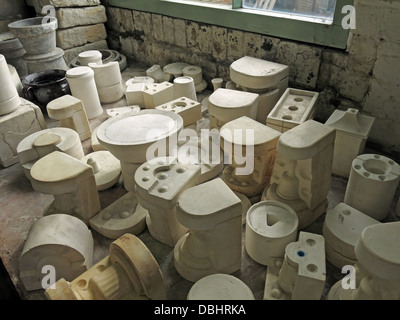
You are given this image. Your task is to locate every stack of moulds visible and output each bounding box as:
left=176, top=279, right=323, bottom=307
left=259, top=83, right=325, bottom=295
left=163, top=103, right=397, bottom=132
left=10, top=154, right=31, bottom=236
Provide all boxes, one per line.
left=8, top=16, right=68, bottom=74
left=229, top=56, right=289, bottom=124
left=28, top=0, right=108, bottom=65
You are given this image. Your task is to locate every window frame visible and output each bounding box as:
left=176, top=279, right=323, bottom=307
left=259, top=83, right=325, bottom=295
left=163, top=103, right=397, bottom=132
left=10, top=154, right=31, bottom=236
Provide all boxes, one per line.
left=108, top=0, right=354, bottom=49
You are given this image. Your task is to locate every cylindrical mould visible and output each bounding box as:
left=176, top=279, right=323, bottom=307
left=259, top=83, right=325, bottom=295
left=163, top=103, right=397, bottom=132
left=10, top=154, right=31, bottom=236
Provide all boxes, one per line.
left=245, top=200, right=298, bottom=267
left=211, top=78, right=223, bottom=91
left=78, top=50, right=102, bottom=66
left=183, top=65, right=202, bottom=85
left=344, top=154, right=400, bottom=221
left=173, top=76, right=197, bottom=101
left=89, top=61, right=122, bottom=88
left=0, top=54, right=20, bottom=115
left=97, top=83, right=124, bottom=104
left=66, top=66, right=103, bottom=119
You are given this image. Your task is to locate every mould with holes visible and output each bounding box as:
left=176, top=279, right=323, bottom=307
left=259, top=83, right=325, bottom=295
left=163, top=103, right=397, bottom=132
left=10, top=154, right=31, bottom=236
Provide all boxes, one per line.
left=264, top=231, right=326, bottom=300
left=156, top=97, right=201, bottom=127
left=143, top=81, right=174, bottom=109
left=323, top=202, right=380, bottom=269
left=266, top=88, right=319, bottom=133
left=134, top=156, right=201, bottom=247
left=344, top=154, right=400, bottom=221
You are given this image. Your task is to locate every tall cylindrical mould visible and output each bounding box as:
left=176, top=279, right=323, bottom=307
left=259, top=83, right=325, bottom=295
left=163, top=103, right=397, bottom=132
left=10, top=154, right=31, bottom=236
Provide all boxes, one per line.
left=344, top=154, right=400, bottom=221
left=89, top=61, right=121, bottom=88
left=0, top=54, right=20, bottom=115
left=173, top=76, right=197, bottom=101
left=66, top=66, right=103, bottom=120
left=8, top=17, right=58, bottom=56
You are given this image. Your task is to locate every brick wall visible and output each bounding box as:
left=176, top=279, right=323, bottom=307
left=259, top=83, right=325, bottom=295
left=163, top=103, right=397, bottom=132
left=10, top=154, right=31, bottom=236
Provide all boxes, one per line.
left=104, top=0, right=400, bottom=159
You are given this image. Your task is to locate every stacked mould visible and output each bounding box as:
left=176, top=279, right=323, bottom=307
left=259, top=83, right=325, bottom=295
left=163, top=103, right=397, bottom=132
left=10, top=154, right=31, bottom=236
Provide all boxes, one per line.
left=8, top=16, right=67, bottom=74
left=0, top=53, right=47, bottom=167
left=28, top=0, right=108, bottom=65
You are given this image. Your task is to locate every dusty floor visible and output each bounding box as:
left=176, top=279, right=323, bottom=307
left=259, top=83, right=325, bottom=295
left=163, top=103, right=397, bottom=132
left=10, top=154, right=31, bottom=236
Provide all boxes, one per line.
left=0, top=64, right=399, bottom=301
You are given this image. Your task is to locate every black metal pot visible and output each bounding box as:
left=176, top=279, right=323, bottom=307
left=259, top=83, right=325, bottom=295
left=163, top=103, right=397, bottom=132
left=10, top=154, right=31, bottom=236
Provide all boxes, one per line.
left=22, top=69, right=71, bottom=114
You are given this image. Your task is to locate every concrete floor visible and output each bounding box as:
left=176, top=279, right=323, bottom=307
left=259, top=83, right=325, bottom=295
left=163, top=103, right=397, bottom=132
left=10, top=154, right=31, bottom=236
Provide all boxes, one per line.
left=1, top=64, right=399, bottom=301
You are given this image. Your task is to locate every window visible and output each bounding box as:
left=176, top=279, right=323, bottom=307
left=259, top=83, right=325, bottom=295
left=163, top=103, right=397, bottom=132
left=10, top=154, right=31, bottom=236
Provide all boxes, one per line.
left=243, top=0, right=337, bottom=22
left=109, top=0, right=353, bottom=49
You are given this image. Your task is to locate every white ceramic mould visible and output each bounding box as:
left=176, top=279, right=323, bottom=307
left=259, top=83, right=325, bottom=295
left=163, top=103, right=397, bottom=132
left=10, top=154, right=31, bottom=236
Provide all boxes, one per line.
left=0, top=54, right=20, bottom=115
left=134, top=156, right=201, bottom=247
left=207, top=88, right=259, bottom=130
left=163, top=62, right=190, bottom=79
left=106, top=105, right=141, bottom=118
left=183, top=65, right=203, bottom=86
left=264, top=232, right=326, bottom=300
left=45, top=233, right=167, bottom=300
left=322, top=202, right=380, bottom=269
left=77, top=50, right=102, bottom=66
left=229, top=56, right=289, bottom=92
left=220, top=116, right=281, bottom=197
left=125, top=82, right=147, bottom=108
left=328, top=222, right=400, bottom=300
left=0, top=97, right=47, bottom=167
left=245, top=200, right=299, bottom=267
left=174, top=178, right=242, bottom=282
left=19, top=214, right=93, bottom=291
left=125, top=76, right=155, bottom=87
left=89, top=191, right=148, bottom=239
left=344, top=154, right=400, bottom=221
left=66, top=66, right=103, bottom=120
left=89, top=61, right=124, bottom=104
left=176, top=136, right=224, bottom=184
left=89, top=61, right=121, bottom=88
left=187, top=274, right=255, bottom=300
left=143, top=81, right=174, bottom=109
left=156, top=96, right=202, bottom=127
left=91, top=126, right=106, bottom=152
left=146, top=64, right=171, bottom=83
left=46, top=94, right=91, bottom=141
left=30, top=151, right=101, bottom=224
left=17, top=127, right=84, bottom=180
left=266, top=88, right=319, bottom=133
left=173, top=76, right=197, bottom=102
left=96, top=109, right=184, bottom=192
left=264, top=120, right=335, bottom=229
left=81, top=150, right=121, bottom=191
left=325, top=108, right=375, bottom=178
left=229, top=56, right=289, bottom=124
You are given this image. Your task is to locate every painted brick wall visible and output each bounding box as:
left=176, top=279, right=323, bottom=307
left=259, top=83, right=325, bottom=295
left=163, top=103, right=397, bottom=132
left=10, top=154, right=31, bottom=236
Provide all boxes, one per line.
left=103, top=0, right=400, bottom=159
